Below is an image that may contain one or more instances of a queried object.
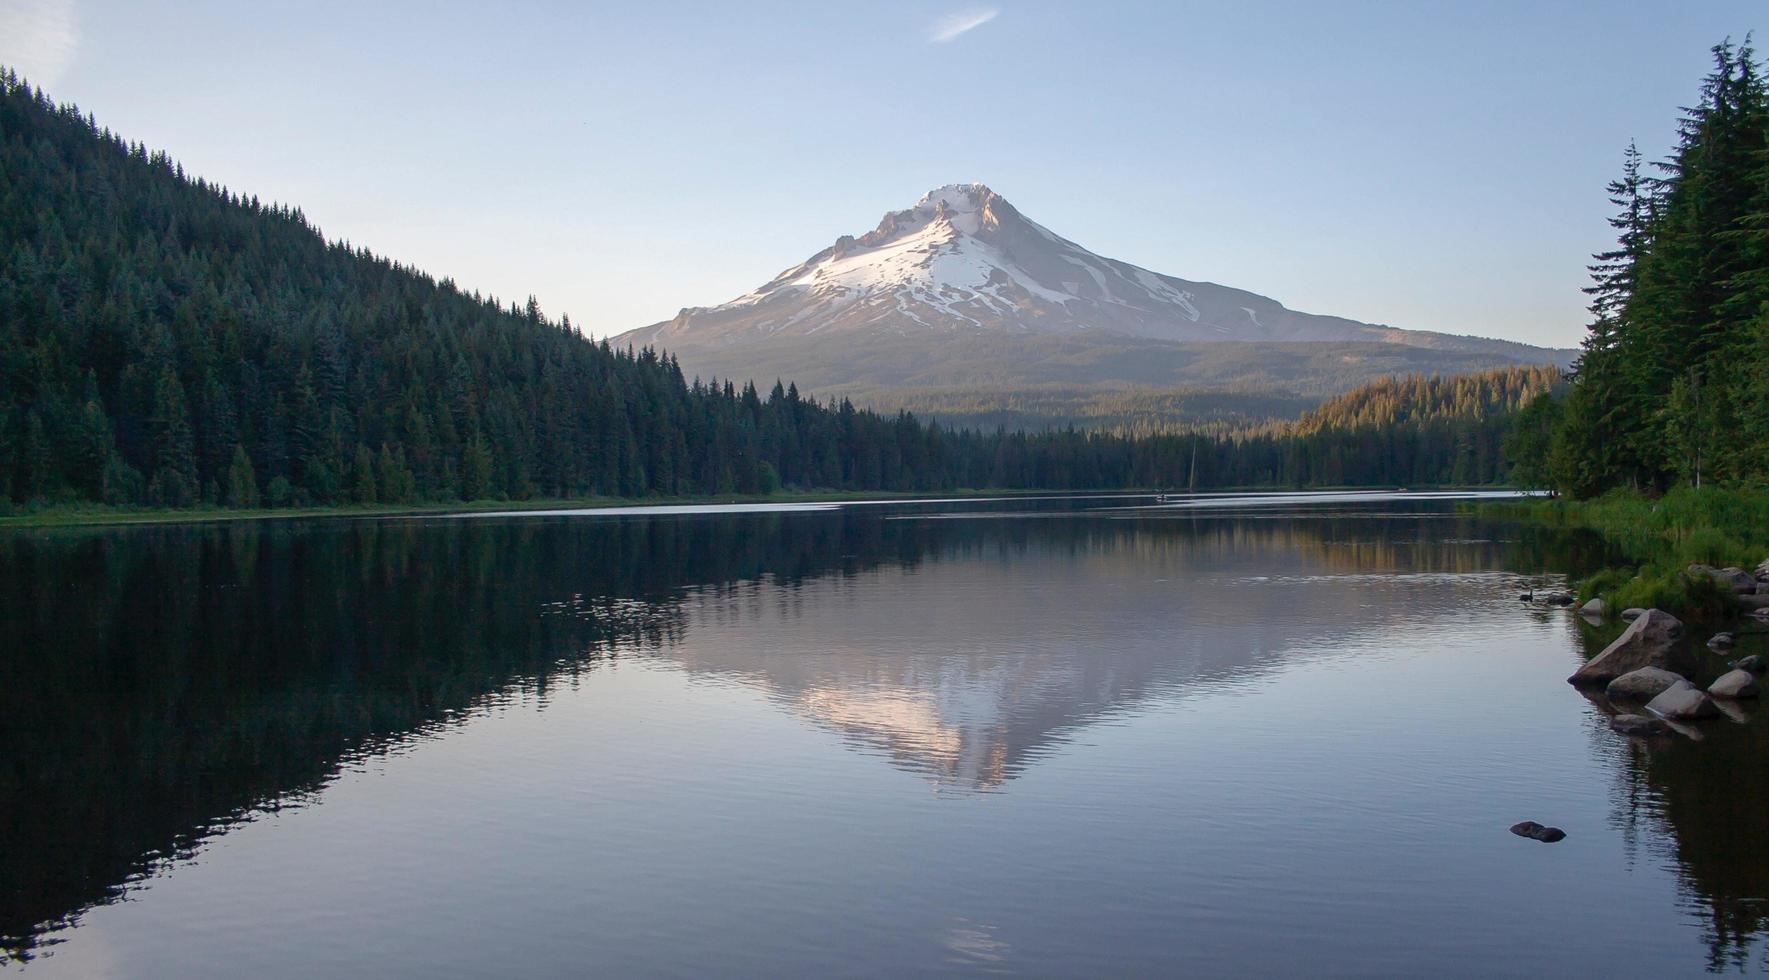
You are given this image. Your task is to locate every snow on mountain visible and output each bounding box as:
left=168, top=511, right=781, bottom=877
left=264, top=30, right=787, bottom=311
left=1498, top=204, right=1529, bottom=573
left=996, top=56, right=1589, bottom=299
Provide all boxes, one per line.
left=619, top=182, right=1495, bottom=351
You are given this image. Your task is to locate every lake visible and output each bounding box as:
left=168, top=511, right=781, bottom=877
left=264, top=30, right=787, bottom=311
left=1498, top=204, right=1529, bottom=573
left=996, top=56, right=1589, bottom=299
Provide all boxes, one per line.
left=3, top=492, right=1766, bottom=977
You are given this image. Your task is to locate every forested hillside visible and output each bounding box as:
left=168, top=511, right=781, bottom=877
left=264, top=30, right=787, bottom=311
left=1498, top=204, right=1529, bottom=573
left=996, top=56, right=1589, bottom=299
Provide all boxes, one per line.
left=1513, top=41, right=1769, bottom=496
left=1295, top=367, right=1558, bottom=435
left=0, top=70, right=962, bottom=506
left=0, top=70, right=1552, bottom=510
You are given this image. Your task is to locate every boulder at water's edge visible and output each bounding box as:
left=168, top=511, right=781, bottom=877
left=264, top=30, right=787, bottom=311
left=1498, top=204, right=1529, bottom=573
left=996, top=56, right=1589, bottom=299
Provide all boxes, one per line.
left=1646, top=679, right=1719, bottom=720
left=1607, top=666, right=1686, bottom=702
left=1568, top=609, right=1689, bottom=686
left=1709, top=669, right=1760, bottom=699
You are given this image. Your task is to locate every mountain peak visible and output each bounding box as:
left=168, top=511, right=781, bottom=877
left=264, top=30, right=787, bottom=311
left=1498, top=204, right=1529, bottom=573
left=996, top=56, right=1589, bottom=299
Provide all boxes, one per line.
left=914, top=182, right=998, bottom=212
left=617, top=185, right=1563, bottom=370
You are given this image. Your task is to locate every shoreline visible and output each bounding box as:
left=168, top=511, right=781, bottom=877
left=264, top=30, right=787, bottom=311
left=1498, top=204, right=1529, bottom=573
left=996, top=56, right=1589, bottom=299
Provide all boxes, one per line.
left=1490, top=488, right=1769, bottom=621
left=0, top=488, right=1042, bottom=531
left=0, top=484, right=1521, bottom=530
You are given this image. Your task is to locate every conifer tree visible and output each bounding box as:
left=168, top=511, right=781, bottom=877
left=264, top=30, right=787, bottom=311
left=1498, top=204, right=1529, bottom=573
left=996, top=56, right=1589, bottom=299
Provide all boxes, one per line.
left=1538, top=39, right=1769, bottom=495
left=352, top=444, right=378, bottom=504
left=225, top=444, right=260, bottom=508
left=461, top=432, right=493, bottom=501
left=147, top=365, right=197, bottom=506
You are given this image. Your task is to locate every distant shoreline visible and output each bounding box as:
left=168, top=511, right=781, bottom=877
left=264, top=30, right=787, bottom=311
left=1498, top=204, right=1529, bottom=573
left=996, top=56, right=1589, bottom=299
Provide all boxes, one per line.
left=0, top=485, right=1521, bottom=530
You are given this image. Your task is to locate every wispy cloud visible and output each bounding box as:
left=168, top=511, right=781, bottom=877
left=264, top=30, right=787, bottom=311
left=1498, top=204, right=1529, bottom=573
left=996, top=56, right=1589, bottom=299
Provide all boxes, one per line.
left=929, top=7, right=998, bottom=44
left=0, top=0, right=78, bottom=88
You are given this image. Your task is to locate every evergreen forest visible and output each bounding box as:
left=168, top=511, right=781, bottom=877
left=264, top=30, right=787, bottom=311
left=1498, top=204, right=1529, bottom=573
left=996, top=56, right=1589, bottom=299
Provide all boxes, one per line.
left=1510, top=40, right=1769, bottom=497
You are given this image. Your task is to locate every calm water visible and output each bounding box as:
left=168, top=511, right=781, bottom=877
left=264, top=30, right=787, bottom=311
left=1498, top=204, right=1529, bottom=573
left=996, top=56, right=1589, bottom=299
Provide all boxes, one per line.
left=3, top=492, right=1767, bottom=977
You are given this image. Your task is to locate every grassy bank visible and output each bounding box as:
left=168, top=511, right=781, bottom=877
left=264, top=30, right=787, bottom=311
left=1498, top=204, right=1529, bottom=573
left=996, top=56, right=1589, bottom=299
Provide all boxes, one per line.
left=0, top=487, right=1079, bottom=530
left=1505, top=487, right=1769, bottom=619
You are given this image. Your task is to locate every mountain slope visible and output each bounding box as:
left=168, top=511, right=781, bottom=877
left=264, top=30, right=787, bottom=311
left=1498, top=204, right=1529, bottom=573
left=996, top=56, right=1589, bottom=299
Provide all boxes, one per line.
left=615, top=183, right=1571, bottom=426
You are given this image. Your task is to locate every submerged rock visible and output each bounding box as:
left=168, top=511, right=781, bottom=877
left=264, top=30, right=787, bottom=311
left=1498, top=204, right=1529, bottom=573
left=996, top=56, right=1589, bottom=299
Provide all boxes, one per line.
left=1645, top=679, right=1719, bottom=720
left=1715, top=698, right=1756, bottom=724
left=1510, top=821, right=1566, bottom=843
left=1708, top=632, right=1735, bottom=651
left=1621, top=608, right=1646, bottom=621
left=1606, top=666, right=1686, bottom=702
left=1731, top=654, right=1765, bottom=675
left=1709, top=669, right=1760, bottom=699
left=1609, top=714, right=1673, bottom=737
left=1568, top=609, right=1689, bottom=686
left=1579, top=598, right=1605, bottom=617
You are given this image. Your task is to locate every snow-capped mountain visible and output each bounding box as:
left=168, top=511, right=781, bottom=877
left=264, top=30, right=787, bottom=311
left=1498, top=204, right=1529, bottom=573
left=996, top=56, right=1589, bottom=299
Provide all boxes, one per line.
left=622, top=182, right=1515, bottom=349
left=612, top=183, right=1571, bottom=427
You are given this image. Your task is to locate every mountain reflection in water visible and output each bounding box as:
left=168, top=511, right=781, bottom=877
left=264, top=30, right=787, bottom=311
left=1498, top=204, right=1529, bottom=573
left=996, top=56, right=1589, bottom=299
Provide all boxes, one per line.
left=2, top=496, right=1765, bottom=974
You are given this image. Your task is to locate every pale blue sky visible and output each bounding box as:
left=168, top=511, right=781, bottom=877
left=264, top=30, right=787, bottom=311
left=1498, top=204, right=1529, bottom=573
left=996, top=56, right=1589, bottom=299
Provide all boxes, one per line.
left=2, top=1, right=1762, bottom=347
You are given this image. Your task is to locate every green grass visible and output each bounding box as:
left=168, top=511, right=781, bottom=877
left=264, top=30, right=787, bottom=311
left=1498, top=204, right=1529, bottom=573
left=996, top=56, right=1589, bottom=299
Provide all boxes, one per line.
left=0, top=487, right=1068, bottom=530
left=1505, top=486, right=1769, bottom=621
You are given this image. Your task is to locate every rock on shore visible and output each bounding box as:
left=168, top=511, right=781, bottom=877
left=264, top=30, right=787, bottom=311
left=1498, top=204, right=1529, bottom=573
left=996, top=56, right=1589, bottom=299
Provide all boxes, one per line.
left=1568, top=609, right=1690, bottom=686
left=1709, top=669, right=1760, bottom=699
left=1688, top=564, right=1758, bottom=594
left=1606, top=666, right=1686, bottom=702
left=1645, top=679, right=1719, bottom=720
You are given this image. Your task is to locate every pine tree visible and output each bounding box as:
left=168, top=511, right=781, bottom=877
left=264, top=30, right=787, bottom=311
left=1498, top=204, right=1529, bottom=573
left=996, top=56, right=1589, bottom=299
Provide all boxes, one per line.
left=225, top=444, right=260, bottom=508
left=1551, top=142, right=1651, bottom=495
left=376, top=445, right=414, bottom=503
left=23, top=413, right=53, bottom=499
left=461, top=431, right=493, bottom=501
left=1663, top=367, right=1721, bottom=487
left=351, top=444, right=377, bottom=504
left=1540, top=40, right=1769, bottom=496
left=72, top=384, right=115, bottom=497
left=1626, top=40, right=1768, bottom=486
left=147, top=365, right=197, bottom=506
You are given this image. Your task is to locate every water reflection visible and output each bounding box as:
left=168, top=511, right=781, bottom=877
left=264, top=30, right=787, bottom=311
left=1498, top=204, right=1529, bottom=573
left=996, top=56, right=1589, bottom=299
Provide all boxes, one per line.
left=2, top=512, right=914, bottom=961
left=657, top=513, right=1579, bottom=794
left=1585, top=659, right=1769, bottom=973
left=0, top=498, right=1712, bottom=971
